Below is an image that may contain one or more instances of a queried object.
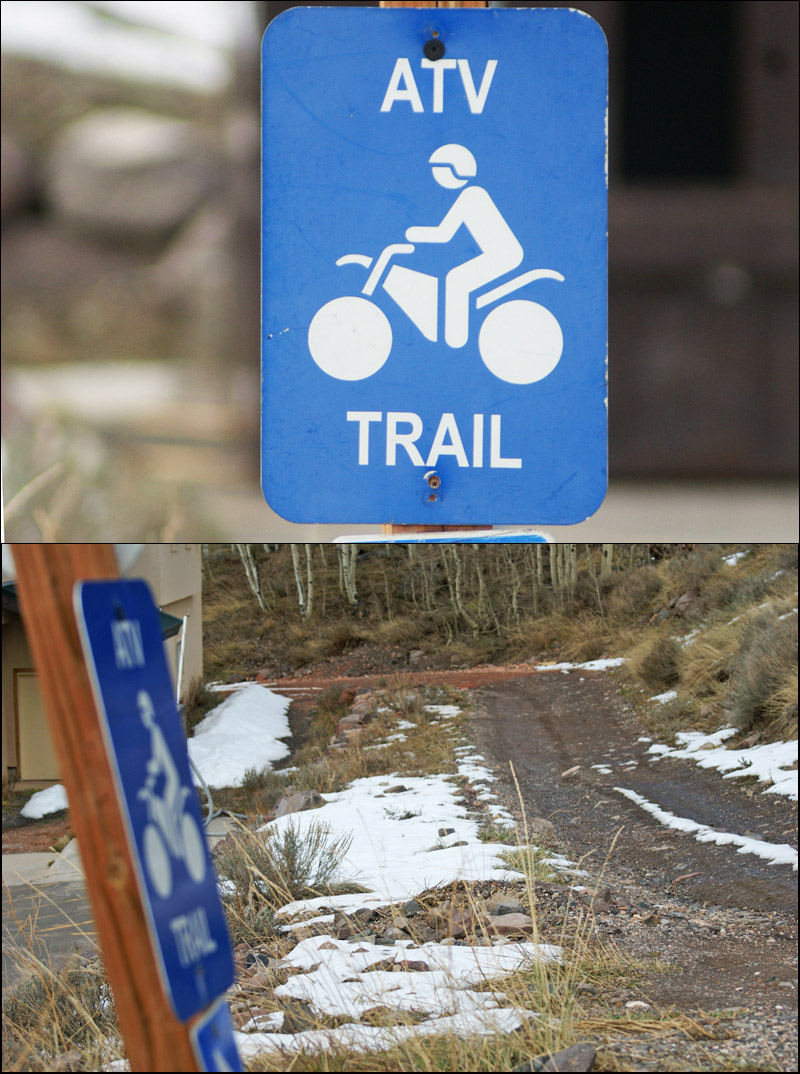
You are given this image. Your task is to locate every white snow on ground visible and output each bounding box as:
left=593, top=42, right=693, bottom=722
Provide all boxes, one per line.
left=613, top=786, right=798, bottom=870
left=533, top=658, right=626, bottom=672
left=647, top=728, right=798, bottom=801
left=20, top=783, right=68, bottom=818
left=273, top=934, right=559, bottom=1020
left=426, top=704, right=461, bottom=720
left=649, top=690, right=678, bottom=704
left=262, top=772, right=538, bottom=919
left=236, top=1006, right=538, bottom=1058
left=722, top=551, right=749, bottom=566
left=187, top=684, right=292, bottom=788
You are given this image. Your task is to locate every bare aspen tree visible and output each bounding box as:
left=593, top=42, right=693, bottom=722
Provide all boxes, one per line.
left=503, top=546, right=522, bottom=625
left=304, top=544, right=314, bottom=620
left=548, top=544, right=560, bottom=592
left=236, top=543, right=266, bottom=611
left=442, top=546, right=477, bottom=630
left=601, top=543, right=614, bottom=576
left=564, top=543, right=577, bottom=588
left=290, top=544, right=306, bottom=617
left=337, top=544, right=359, bottom=606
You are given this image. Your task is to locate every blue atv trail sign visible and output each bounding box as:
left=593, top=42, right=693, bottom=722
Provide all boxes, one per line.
left=75, top=579, right=236, bottom=1027
left=262, top=6, right=607, bottom=524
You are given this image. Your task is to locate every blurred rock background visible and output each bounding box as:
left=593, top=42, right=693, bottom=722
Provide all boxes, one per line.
left=2, top=1, right=274, bottom=539
left=1, top=1, right=798, bottom=541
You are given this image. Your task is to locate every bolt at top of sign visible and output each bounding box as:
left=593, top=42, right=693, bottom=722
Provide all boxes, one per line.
left=262, top=6, right=607, bottom=525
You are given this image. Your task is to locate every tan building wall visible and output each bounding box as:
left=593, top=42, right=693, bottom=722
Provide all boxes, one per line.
left=136, top=544, right=203, bottom=695
left=2, top=544, right=203, bottom=783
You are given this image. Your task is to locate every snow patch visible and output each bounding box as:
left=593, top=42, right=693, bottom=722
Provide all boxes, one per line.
left=613, top=786, right=797, bottom=869
left=187, top=684, right=292, bottom=787
left=20, top=783, right=68, bottom=819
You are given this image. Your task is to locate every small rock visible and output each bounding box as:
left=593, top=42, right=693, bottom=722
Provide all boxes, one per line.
left=438, top=827, right=456, bottom=838
left=486, top=912, right=534, bottom=936
left=353, top=907, right=379, bottom=924
left=384, top=784, right=409, bottom=794
left=408, top=649, right=426, bottom=666
left=739, top=731, right=762, bottom=749
left=347, top=932, right=376, bottom=944
left=381, top=926, right=411, bottom=943
left=625, top=1000, right=651, bottom=1010
left=513, top=1042, right=596, bottom=1072
left=402, top=899, right=422, bottom=917
left=485, top=896, right=526, bottom=916
left=274, top=789, right=324, bottom=819
left=561, top=765, right=581, bottom=779
left=528, top=817, right=557, bottom=844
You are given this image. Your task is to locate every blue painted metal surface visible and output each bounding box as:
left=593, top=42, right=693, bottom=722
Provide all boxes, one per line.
left=334, top=528, right=550, bottom=543
left=191, top=998, right=244, bottom=1072
left=262, top=6, right=607, bottom=524
left=75, top=579, right=235, bottom=1023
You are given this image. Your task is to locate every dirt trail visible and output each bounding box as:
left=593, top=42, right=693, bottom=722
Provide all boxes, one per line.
left=466, top=670, right=798, bottom=1019
left=468, top=671, right=797, bottom=914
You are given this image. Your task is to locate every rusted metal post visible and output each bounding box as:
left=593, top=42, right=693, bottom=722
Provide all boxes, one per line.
left=380, top=0, right=489, bottom=534
left=13, top=545, right=200, bottom=1072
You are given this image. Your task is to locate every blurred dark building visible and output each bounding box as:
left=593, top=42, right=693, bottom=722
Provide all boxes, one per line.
left=265, top=0, right=799, bottom=479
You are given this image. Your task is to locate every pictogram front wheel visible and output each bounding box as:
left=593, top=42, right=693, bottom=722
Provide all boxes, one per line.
left=181, top=814, right=207, bottom=883
left=478, top=299, right=563, bottom=384
left=308, top=296, right=392, bottom=380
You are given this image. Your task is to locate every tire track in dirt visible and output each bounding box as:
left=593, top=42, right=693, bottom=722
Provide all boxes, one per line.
left=467, top=670, right=797, bottom=913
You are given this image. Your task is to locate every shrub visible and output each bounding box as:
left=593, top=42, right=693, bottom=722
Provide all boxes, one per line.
left=726, top=611, right=798, bottom=737
left=213, top=817, right=362, bottom=913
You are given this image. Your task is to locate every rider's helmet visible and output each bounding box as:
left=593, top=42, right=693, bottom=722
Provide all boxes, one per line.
left=429, top=144, right=476, bottom=189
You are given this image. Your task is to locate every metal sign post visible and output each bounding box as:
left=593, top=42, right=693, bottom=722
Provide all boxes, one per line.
left=261, top=0, right=607, bottom=527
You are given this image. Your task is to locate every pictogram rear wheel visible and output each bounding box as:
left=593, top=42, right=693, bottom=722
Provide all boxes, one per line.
left=478, top=299, right=563, bottom=384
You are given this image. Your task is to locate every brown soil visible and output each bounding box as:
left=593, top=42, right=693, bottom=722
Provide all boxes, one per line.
left=2, top=814, right=73, bottom=854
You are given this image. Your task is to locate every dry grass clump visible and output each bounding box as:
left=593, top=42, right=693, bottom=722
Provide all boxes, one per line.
left=726, top=611, right=798, bottom=739
left=2, top=957, right=119, bottom=1072
left=626, top=634, right=681, bottom=691
left=560, top=615, right=613, bottom=662
left=677, top=621, right=738, bottom=700
left=657, top=546, right=722, bottom=609
left=761, top=666, right=798, bottom=743
left=181, top=675, right=219, bottom=732
left=505, top=614, right=573, bottom=662
left=602, top=564, right=663, bottom=621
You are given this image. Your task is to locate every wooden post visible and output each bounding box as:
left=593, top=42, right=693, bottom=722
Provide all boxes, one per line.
left=380, top=0, right=489, bottom=534
left=13, top=545, right=200, bottom=1072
